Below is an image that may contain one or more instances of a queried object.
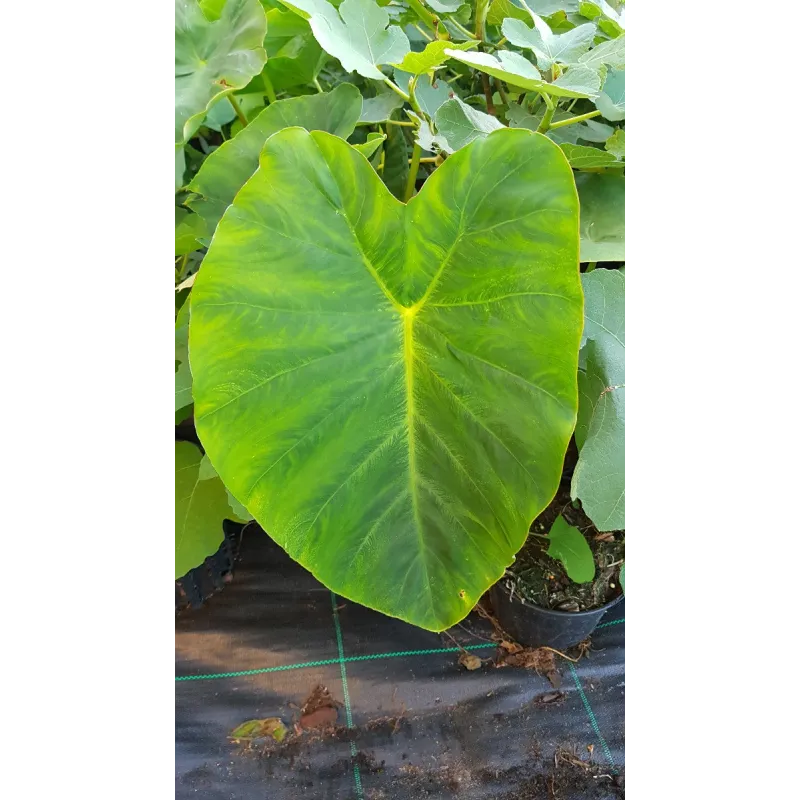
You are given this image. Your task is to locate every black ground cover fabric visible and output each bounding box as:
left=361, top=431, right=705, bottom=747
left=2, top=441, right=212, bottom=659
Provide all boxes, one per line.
left=176, top=529, right=625, bottom=799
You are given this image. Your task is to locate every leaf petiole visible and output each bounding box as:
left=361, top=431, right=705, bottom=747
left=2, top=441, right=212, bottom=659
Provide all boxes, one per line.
left=383, top=77, right=411, bottom=103
left=549, top=110, right=602, bottom=130
left=227, top=94, right=248, bottom=127
left=262, top=71, right=278, bottom=104
left=405, top=142, right=422, bottom=201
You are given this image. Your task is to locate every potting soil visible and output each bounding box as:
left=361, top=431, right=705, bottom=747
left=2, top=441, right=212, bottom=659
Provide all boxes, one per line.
left=176, top=528, right=625, bottom=799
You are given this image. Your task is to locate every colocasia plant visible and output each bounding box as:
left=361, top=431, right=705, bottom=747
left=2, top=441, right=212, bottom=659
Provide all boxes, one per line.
left=175, top=0, right=625, bottom=630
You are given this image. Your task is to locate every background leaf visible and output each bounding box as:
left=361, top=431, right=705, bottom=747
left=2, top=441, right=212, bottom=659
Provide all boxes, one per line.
left=187, top=83, right=362, bottom=230
left=571, top=269, right=624, bottom=531
left=546, top=515, right=595, bottom=583
left=433, top=96, right=504, bottom=153
left=560, top=142, right=620, bottom=169
left=502, top=12, right=595, bottom=71
left=381, top=123, right=409, bottom=198
left=279, top=0, right=410, bottom=80
left=595, top=68, right=625, bottom=120
left=576, top=171, right=624, bottom=261
left=175, top=0, right=268, bottom=145
left=189, top=128, right=583, bottom=630
left=391, top=40, right=478, bottom=75
left=359, top=85, right=405, bottom=122
left=175, top=441, right=231, bottom=579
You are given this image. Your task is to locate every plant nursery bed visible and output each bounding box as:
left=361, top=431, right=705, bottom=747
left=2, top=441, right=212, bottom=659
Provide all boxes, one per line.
left=176, top=528, right=625, bottom=799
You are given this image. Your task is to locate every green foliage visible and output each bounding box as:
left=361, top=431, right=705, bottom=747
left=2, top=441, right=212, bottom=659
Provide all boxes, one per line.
left=546, top=515, right=595, bottom=583
left=175, top=0, right=268, bottom=185
left=189, top=128, right=583, bottom=631
left=187, top=84, right=362, bottom=230
left=572, top=269, right=624, bottom=531
left=175, top=441, right=234, bottom=579
left=174, top=0, right=625, bottom=621
left=278, top=0, right=410, bottom=80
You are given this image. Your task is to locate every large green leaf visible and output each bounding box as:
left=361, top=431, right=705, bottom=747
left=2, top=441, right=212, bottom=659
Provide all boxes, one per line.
left=502, top=8, right=596, bottom=71
left=546, top=515, right=595, bottom=583
left=433, top=97, right=504, bottom=153
left=576, top=171, right=624, bottom=261
left=279, top=0, right=410, bottom=80
left=487, top=0, right=577, bottom=25
left=189, top=127, right=583, bottom=631
left=175, top=441, right=232, bottom=579
left=175, top=0, right=267, bottom=145
left=186, top=84, right=362, bottom=230
left=445, top=49, right=600, bottom=98
left=572, top=269, right=624, bottom=531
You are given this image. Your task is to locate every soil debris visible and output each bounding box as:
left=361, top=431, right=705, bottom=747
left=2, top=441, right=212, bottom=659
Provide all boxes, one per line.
left=299, top=684, right=341, bottom=730
left=458, top=652, right=483, bottom=671
left=533, top=691, right=566, bottom=706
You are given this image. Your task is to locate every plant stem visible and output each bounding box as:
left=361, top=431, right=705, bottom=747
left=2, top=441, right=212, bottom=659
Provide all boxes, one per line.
left=585, top=262, right=597, bottom=272
left=407, top=75, right=424, bottom=117
left=494, top=78, right=510, bottom=106
left=312, top=76, right=324, bottom=93
left=385, top=119, right=415, bottom=127
left=419, top=156, right=439, bottom=163
left=227, top=94, right=248, bottom=127
left=383, top=77, right=411, bottom=102
left=413, top=22, right=433, bottom=42
left=474, top=0, right=490, bottom=40
left=485, top=36, right=507, bottom=51
left=406, top=0, right=448, bottom=39
left=548, top=110, right=602, bottom=130
left=481, top=73, right=496, bottom=115
left=405, top=142, right=422, bottom=202
left=536, top=92, right=556, bottom=132
left=566, top=97, right=579, bottom=112
left=447, top=17, right=479, bottom=40
left=262, top=72, right=278, bottom=104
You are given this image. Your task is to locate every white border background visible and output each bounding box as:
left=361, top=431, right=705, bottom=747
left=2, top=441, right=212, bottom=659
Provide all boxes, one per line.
left=1, top=1, right=798, bottom=797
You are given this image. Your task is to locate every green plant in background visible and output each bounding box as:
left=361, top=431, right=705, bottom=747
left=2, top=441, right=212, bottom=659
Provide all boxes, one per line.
left=174, top=0, right=625, bottom=622
left=543, top=515, right=595, bottom=583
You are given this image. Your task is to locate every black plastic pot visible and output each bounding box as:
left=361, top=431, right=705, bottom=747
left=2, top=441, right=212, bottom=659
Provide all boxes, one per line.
left=489, top=580, right=623, bottom=650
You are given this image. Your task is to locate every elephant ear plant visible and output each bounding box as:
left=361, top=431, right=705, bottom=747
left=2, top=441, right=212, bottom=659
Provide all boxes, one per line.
left=175, top=0, right=626, bottom=627
left=189, top=127, right=583, bottom=631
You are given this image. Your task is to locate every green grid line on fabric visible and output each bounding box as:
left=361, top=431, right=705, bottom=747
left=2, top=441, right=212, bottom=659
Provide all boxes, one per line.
left=568, top=661, right=617, bottom=772
left=331, top=592, right=364, bottom=800
left=596, top=618, right=624, bottom=630
left=174, top=643, right=498, bottom=681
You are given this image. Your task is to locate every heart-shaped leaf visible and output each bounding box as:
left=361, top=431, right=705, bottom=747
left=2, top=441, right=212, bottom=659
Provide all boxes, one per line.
left=187, top=84, right=362, bottom=231
left=279, top=0, right=411, bottom=80
left=189, top=127, right=583, bottom=631
left=546, top=515, right=595, bottom=583
left=175, top=440, right=232, bottom=579
left=175, top=0, right=267, bottom=146
left=502, top=8, right=596, bottom=71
